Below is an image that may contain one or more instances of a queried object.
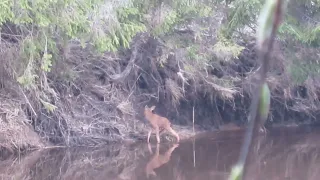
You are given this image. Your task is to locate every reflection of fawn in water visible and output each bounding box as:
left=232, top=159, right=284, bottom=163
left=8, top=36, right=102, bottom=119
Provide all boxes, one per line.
left=145, top=143, right=179, bottom=178
left=144, top=105, right=180, bottom=143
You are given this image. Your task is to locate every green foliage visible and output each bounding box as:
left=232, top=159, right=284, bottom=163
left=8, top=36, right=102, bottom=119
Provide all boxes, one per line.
left=91, top=6, right=147, bottom=53
left=186, top=45, right=210, bottom=66
left=279, top=23, right=320, bottom=46
left=289, top=62, right=309, bottom=85
left=224, top=0, right=262, bottom=37
left=0, top=0, right=150, bottom=88
left=173, top=0, right=213, bottom=19
left=1, top=0, right=214, bottom=80
left=221, top=0, right=320, bottom=87
left=0, top=0, right=14, bottom=25
left=288, top=57, right=320, bottom=85
left=0, top=0, right=218, bottom=93
left=40, top=99, right=57, bottom=113
left=17, top=32, right=57, bottom=86
left=224, top=0, right=320, bottom=47
left=110, top=7, right=146, bottom=50
left=153, top=11, right=178, bottom=36
left=17, top=37, right=38, bottom=88
left=133, top=0, right=213, bottom=36
left=41, top=53, right=53, bottom=72
left=213, top=33, right=245, bottom=61
left=2, top=0, right=319, bottom=91
left=17, top=65, right=37, bottom=88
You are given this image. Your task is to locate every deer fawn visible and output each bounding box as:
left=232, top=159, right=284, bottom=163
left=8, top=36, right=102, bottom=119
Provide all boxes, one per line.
left=145, top=143, right=179, bottom=178
left=144, top=105, right=180, bottom=143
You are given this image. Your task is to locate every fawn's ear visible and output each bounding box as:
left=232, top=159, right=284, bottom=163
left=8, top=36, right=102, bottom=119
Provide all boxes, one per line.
left=150, top=106, right=156, bottom=111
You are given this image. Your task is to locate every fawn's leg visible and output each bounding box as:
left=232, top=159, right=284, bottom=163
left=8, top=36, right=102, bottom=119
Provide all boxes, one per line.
left=155, top=126, right=160, bottom=144
left=166, top=126, right=180, bottom=142
left=148, top=128, right=165, bottom=143
left=152, top=128, right=165, bottom=135
left=147, top=142, right=153, bottom=154
left=147, top=129, right=152, bottom=143
left=155, top=142, right=160, bottom=156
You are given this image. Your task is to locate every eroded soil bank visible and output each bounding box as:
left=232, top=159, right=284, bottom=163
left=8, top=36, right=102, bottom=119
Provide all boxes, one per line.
left=0, top=0, right=319, bottom=161
left=1, top=34, right=320, bottom=154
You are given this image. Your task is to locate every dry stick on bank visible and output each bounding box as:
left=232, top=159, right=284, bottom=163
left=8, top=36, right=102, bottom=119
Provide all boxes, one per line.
left=192, top=106, right=196, bottom=167
left=193, top=106, right=195, bottom=135
left=229, top=0, right=287, bottom=180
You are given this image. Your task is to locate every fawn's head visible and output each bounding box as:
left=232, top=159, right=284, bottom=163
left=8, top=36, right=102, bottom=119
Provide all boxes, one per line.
left=144, top=105, right=156, bottom=116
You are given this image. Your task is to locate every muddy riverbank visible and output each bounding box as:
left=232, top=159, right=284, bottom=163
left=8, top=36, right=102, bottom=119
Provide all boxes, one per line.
left=1, top=0, right=319, bottom=156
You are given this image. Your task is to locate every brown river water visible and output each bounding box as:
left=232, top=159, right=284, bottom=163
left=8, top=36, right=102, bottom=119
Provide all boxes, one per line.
left=1, top=126, right=320, bottom=180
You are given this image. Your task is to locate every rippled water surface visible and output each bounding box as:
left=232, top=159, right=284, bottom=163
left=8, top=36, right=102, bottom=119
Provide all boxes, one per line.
left=1, top=126, right=320, bottom=180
